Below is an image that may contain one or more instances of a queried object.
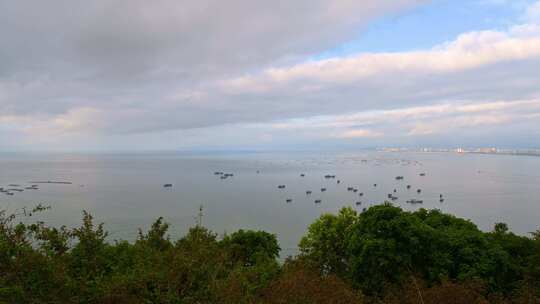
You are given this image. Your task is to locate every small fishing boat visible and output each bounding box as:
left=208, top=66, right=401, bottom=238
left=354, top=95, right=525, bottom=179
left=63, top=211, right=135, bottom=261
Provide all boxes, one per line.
left=286, top=199, right=292, bottom=203
left=278, top=185, right=286, bottom=189
left=163, top=184, right=173, bottom=188
left=359, top=192, right=363, bottom=196
left=407, top=199, right=423, bottom=204
left=419, top=173, right=426, bottom=176
left=395, top=176, right=404, bottom=180
left=306, top=190, right=312, bottom=195
left=417, top=189, right=422, bottom=193
left=300, top=174, right=305, bottom=177
left=355, top=201, right=362, bottom=206
left=321, top=188, right=327, bottom=192
left=407, top=185, right=411, bottom=189
left=314, top=200, right=321, bottom=204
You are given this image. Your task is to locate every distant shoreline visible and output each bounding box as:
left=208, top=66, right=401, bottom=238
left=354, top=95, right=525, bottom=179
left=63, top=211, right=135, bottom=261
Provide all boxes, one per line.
left=380, top=148, right=540, bottom=157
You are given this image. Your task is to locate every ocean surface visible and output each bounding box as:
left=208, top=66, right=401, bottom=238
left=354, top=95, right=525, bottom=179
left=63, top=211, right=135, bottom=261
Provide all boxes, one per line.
left=1, top=151, right=539, bottom=256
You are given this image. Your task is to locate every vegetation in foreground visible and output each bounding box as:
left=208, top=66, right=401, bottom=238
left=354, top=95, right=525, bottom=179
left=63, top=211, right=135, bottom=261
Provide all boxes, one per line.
left=1, top=203, right=539, bottom=303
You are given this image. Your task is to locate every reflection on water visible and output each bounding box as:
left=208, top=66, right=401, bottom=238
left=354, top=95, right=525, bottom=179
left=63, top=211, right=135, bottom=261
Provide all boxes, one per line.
left=1, top=151, right=539, bottom=257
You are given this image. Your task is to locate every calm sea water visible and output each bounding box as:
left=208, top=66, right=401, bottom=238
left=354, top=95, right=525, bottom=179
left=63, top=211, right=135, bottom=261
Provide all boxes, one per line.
left=1, top=151, right=539, bottom=256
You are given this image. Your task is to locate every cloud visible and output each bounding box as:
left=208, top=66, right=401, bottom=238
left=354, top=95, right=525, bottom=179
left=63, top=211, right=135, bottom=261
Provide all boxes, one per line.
left=526, top=1, right=540, bottom=21
left=263, top=99, right=540, bottom=137
left=1, top=0, right=540, bottom=150
left=337, top=129, right=384, bottom=138
left=223, top=27, right=540, bottom=91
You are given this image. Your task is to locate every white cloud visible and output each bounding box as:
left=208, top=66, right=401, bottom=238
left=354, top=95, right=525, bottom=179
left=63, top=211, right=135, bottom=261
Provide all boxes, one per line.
left=526, top=1, right=540, bottom=21
left=337, top=129, right=384, bottom=138
left=223, top=29, right=540, bottom=91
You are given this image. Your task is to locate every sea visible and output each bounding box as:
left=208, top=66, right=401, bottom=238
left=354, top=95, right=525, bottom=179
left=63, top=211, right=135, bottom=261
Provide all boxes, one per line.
left=1, top=151, right=539, bottom=257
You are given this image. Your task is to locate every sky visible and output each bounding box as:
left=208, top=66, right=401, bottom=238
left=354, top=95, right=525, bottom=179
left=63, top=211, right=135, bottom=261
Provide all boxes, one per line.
left=1, top=0, right=540, bottom=151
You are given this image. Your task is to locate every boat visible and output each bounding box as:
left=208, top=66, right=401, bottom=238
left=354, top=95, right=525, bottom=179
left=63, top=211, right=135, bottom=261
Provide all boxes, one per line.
left=314, top=200, right=321, bottom=204
left=359, top=192, right=363, bottom=196
left=407, top=185, right=411, bottom=189
left=278, top=185, right=286, bottom=189
left=286, top=199, right=292, bottom=203
left=407, top=199, right=423, bottom=204
left=306, top=191, right=312, bottom=195
left=355, top=201, right=362, bottom=206
left=163, top=184, right=173, bottom=188
left=419, top=173, right=426, bottom=176
left=321, top=188, right=327, bottom=192
left=417, top=189, right=422, bottom=193
left=395, top=176, right=404, bottom=180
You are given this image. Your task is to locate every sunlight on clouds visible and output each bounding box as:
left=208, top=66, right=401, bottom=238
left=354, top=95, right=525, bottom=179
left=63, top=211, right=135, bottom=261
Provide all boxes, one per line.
left=337, top=129, right=383, bottom=138
left=0, top=108, right=102, bottom=137
left=265, top=99, right=540, bottom=139
left=223, top=28, right=540, bottom=90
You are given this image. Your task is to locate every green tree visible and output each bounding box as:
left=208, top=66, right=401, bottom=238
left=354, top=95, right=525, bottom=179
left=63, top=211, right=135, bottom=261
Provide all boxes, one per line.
left=299, top=207, right=357, bottom=277
left=222, top=229, right=280, bottom=267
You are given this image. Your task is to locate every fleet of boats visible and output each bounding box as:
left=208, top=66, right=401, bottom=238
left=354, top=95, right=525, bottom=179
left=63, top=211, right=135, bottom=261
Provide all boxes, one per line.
left=2, top=167, right=445, bottom=208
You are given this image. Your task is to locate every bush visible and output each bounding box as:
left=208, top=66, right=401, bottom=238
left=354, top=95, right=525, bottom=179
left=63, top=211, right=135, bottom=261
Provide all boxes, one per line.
left=0, top=204, right=539, bottom=303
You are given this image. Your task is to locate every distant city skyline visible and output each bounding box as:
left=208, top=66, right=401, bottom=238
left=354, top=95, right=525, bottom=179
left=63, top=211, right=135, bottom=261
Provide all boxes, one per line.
left=1, top=0, right=540, bottom=151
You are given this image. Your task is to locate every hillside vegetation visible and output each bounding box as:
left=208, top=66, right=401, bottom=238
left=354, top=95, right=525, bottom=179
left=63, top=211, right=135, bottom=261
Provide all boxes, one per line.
left=1, top=203, right=539, bottom=303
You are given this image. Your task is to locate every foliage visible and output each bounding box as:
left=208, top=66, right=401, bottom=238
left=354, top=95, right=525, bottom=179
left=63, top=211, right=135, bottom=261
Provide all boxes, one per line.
left=300, top=203, right=540, bottom=298
left=0, top=203, right=539, bottom=303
